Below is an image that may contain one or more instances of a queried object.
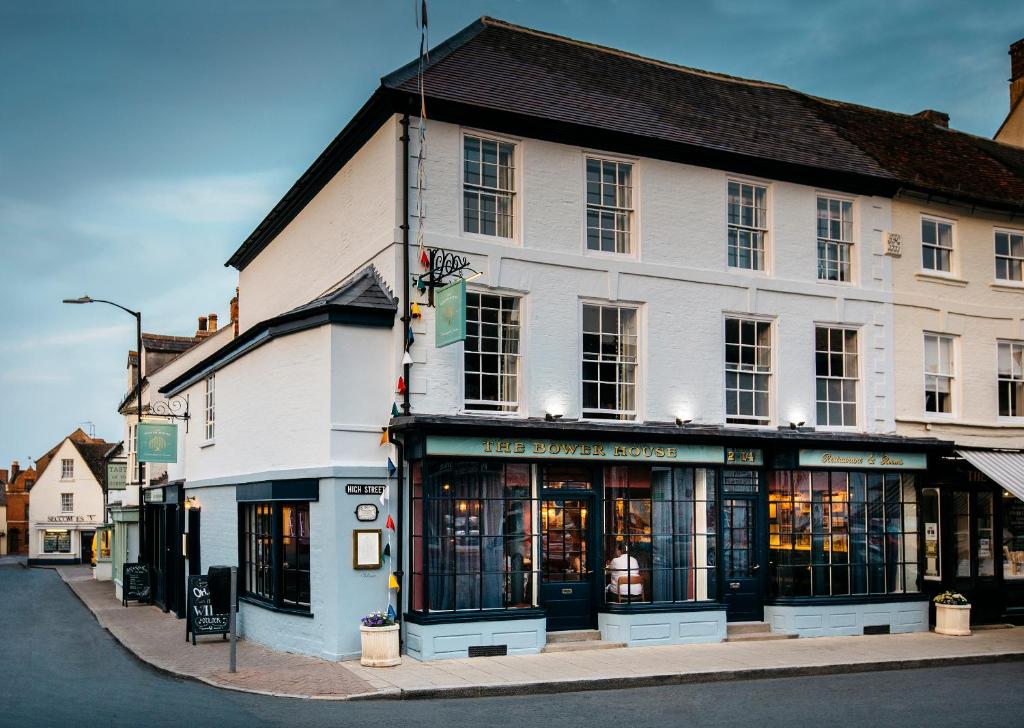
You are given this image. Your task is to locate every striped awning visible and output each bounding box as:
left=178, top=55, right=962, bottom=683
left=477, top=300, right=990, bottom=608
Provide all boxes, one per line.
left=956, top=449, right=1024, bottom=501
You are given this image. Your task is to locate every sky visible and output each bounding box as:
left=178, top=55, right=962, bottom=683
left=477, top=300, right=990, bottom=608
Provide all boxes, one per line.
left=0, top=0, right=1020, bottom=468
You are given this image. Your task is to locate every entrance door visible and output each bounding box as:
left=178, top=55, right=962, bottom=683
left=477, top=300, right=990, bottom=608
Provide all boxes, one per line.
left=540, top=495, right=595, bottom=631
left=80, top=531, right=95, bottom=566
left=722, top=494, right=764, bottom=621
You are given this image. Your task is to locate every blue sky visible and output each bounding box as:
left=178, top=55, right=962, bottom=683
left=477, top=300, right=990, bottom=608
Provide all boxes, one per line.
left=0, top=0, right=1020, bottom=467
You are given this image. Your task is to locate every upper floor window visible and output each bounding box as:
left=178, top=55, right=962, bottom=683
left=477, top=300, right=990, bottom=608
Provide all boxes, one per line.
left=998, top=341, right=1024, bottom=417
left=61, top=493, right=73, bottom=513
left=727, top=181, right=768, bottom=271
left=921, top=217, right=953, bottom=273
left=465, top=292, right=521, bottom=412
left=725, top=318, right=772, bottom=425
left=586, top=157, right=633, bottom=254
left=924, top=333, right=955, bottom=414
left=204, top=374, right=216, bottom=441
left=463, top=135, right=515, bottom=238
left=815, top=326, right=858, bottom=427
left=816, top=197, right=853, bottom=282
left=61, top=459, right=73, bottom=480
left=995, top=230, right=1024, bottom=282
left=582, top=304, right=638, bottom=420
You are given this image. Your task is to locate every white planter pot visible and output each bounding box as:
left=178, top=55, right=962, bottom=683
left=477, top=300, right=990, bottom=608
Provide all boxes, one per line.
left=934, top=603, right=971, bottom=636
left=359, top=624, right=401, bottom=667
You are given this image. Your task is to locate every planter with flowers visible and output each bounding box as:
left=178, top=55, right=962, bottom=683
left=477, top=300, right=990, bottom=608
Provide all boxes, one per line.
left=359, top=610, right=401, bottom=667
left=933, top=591, right=971, bottom=636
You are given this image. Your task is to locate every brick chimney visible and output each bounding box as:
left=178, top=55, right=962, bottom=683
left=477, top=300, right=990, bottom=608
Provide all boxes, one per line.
left=10, top=461, right=20, bottom=482
left=230, top=288, right=239, bottom=339
left=914, top=109, right=949, bottom=128
left=196, top=316, right=208, bottom=338
left=1012, top=38, right=1024, bottom=111
left=208, top=313, right=218, bottom=332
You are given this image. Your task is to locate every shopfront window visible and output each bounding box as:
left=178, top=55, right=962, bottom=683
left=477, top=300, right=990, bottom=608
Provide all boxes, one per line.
left=953, top=492, right=970, bottom=578
left=43, top=529, right=71, bottom=553
left=411, top=461, right=537, bottom=613
left=977, top=491, right=995, bottom=577
left=768, top=471, right=919, bottom=597
left=239, top=501, right=311, bottom=612
left=921, top=488, right=941, bottom=580
left=1003, top=493, right=1024, bottom=580
left=603, top=465, right=717, bottom=604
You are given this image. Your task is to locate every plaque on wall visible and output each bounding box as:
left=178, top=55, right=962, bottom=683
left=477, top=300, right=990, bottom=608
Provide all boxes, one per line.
left=353, top=529, right=382, bottom=570
left=355, top=503, right=379, bottom=522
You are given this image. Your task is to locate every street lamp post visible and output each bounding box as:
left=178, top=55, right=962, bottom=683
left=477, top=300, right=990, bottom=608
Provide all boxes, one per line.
left=63, top=295, right=146, bottom=564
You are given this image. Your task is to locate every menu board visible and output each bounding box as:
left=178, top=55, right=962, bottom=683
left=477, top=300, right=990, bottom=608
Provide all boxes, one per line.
left=186, top=575, right=229, bottom=644
left=122, top=563, right=151, bottom=605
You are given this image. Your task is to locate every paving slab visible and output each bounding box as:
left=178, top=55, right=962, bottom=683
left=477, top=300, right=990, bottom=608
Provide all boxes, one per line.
left=57, top=564, right=1024, bottom=701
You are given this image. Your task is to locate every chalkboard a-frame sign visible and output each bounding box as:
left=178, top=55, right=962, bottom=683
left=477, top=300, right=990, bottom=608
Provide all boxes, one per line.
left=185, top=575, right=229, bottom=644
left=122, top=562, right=152, bottom=606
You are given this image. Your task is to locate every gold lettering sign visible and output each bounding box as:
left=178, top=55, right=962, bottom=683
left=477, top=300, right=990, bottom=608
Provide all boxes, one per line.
left=426, top=436, right=721, bottom=464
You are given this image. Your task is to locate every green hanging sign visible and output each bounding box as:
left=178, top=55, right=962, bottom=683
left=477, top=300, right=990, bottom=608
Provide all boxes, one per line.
left=435, top=278, right=466, bottom=348
left=137, top=423, right=178, bottom=463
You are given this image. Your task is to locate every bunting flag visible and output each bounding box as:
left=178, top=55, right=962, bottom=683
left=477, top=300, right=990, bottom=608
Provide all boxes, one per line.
left=420, top=248, right=429, bottom=267
left=379, top=427, right=389, bottom=446
left=389, top=573, right=400, bottom=590
left=385, top=514, right=396, bottom=531
left=391, top=402, right=400, bottom=417
left=411, top=302, right=422, bottom=318
left=387, top=603, right=397, bottom=621
left=382, top=542, right=391, bottom=558
left=387, top=457, right=397, bottom=477
left=402, top=350, right=414, bottom=366
left=416, top=276, right=427, bottom=293
left=396, top=376, right=407, bottom=394
left=407, top=327, right=415, bottom=345
left=379, top=484, right=390, bottom=506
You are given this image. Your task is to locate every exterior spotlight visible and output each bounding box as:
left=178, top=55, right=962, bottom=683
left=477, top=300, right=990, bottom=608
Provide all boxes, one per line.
left=675, top=417, right=693, bottom=426
left=789, top=421, right=806, bottom=429
left=544, top=412, right=563, bottom=422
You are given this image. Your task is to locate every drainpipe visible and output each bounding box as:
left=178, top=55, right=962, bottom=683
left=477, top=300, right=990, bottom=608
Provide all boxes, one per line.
left=396, top=112, right=412, bottom=636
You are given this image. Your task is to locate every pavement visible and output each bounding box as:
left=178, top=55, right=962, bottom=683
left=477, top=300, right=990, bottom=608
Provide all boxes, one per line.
left=57, top=564, right=1024, bottom=701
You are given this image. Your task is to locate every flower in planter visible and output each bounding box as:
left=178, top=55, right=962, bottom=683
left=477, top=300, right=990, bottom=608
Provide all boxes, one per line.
left=933, top=591, right=969, bottom=606
left=360, top=610, right=395, bottom=627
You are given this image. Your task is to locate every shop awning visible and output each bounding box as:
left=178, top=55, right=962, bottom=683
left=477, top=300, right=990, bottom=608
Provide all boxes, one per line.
left=956, top=449, right=1024, bottom=501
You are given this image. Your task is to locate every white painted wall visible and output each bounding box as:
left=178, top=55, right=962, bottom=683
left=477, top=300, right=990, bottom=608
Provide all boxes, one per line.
left=890, top=198, right=1024, bottom=447
left=28, top=439, right=105, bottom=560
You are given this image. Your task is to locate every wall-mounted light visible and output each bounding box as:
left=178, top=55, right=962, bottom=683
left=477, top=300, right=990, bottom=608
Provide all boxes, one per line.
left=184, top=495, right=202, bottom=511
left=675, top=417, right=693, bottom=426
left=545, top=412, right=563, bottom=422
left=788, top=421, right=806, bottom=430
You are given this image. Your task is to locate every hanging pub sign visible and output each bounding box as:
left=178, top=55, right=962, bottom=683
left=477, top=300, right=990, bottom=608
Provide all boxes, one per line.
left=122, top=562, right=152, bottom=606
left=435, top=278, right=466, bottom=348
left=107, top=460, right=127, bottom=491
left=137, top=423, right=178, bottom=463
left=186, top=575, right=229, bottom=644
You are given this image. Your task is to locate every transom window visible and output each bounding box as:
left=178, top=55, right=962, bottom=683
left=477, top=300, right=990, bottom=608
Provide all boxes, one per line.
left=582, top=304, right=638, bottom=420
left=998, top=341, right=1024, bottom=417
left=725, top=318, right=772, bottom=424
left=815, top=326, right=858, bottom=427
left=922, top=217, right=953, bottom=272
left=586, top=157, right=633, bottom=254
left=204, top=374, right=215, bottom=441
left=816, top=196, right=853, bottom=282
left=727, top=181, right=768, bottom=271
left=463, top=135, right=515, bottom=238
left=995, top=230, right=1024, bottom=282
left=464, top=293, right=520, bottom=412
left=61, top=493, right=73, bottom=513
left=61, top=459, right=73, bottom=480
left=239, top=501, right=311, bottom=612
left=924, top=334, right=955, bottom=414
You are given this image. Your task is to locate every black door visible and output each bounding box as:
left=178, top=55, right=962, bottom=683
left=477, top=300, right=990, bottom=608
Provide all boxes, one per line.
left=80, top=531, right=95, bottom=566
left=722, top=494, right=764, bottom=621
left=540, top=494, right=596, bottom=631
left=149, top=506, right=167, bottom=608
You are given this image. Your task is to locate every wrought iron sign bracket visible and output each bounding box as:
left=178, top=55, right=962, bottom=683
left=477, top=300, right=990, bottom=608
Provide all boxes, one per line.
left=410, top=247, right=479, bottom=307
left=147, top=394, right=191, bottom=433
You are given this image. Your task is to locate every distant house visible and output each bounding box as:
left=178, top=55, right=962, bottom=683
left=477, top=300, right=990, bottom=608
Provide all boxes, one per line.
left=3, top=461, right=37, bottom=556
left=27, top=429, right=111, bottom=565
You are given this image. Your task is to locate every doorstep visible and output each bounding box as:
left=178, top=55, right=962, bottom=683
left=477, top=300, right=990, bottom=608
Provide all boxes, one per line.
left=56, top=565, right=1024, bottom=701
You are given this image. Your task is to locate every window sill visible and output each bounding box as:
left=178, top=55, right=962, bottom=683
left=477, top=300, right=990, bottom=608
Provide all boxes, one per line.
left=726, top=266, right=770, bottom=277
left=599, top=601, right=726, bottom=614
left=584, top=248, right=638, bottom=261
left=991, top=281, right=1024, bottom=292
left=915, top=271, right=968, bottom=287
left=460, top=408, right=521, bottom=418
left=239, top=595, right=314, bottom=618
left=199, top=440, right=215, bottom=449
left=766, top=593, right=927, bottom=607
left=404, top=607, right=546, bottom=625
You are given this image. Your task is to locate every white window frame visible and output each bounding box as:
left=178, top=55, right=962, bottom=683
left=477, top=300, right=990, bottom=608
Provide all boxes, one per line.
left=60, top=458, right=73, bottom=480
left=923, top=333, right=957, bottom=416
left=998, top=340, right=1024, bottom=419
left=816, top=195, right=855, bottom=283
left=814, top=325, right=860, bottom=428
left=724, top=316, right=774, bottom=426
left=61, top=492, right=73, bottom=513
left=727, top=179, right=770, bottom=272
left=580, top=302, right=640, bottom=421
left=584, top=155, right=636, bottom=256
left=461, top=131, right=518, bottom=241
left=921, top=215, right=955, bottom=275
left=994, top=228, right=1024, bottom=283
left=462, top=291, right=522, bottom=414
left=204, top=374, right=216, bottom=441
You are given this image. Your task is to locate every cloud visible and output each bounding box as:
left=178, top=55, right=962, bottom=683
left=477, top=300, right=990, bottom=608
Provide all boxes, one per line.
left=11, top=323, right=133, bottom=351
left=1, top=369, right=72, bottom=383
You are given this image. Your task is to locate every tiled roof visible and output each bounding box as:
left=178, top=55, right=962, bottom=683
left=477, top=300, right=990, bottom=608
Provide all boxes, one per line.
left=142, top=333, right=202, bottom=354
left=288, top=266, right=397, bottom=316
left=72, top=440, right=113, bottom=486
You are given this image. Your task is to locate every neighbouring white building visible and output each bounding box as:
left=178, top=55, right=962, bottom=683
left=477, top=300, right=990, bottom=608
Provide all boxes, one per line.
left=153, top=18, right=1024, bottom=661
